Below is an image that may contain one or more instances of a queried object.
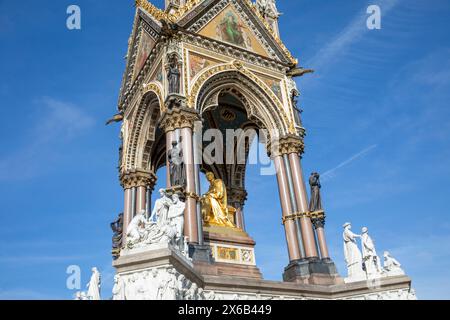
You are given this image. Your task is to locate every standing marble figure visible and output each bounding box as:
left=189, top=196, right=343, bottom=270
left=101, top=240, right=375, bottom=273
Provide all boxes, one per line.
left=167, top=54, right=180, bottom=94
left=150, top=189, right=172, bottom=226
left=112, top=275, right=125, bottom=300
left=309, top=172, right=323, bottom=212
left=343, top=223, right=365, bottom=282
left=361, top=227, right=382, bottom=277
left=86, top=267, right=101, bottom=300
left=167, top=193, right=186, bottom=248
left=168, top=140, right=186, bottom=187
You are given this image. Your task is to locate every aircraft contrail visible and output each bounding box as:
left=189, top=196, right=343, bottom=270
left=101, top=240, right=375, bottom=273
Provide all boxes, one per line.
left=321, top=144, right=378, bottom=181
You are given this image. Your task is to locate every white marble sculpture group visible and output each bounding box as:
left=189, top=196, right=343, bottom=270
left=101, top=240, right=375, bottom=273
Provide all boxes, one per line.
left=75, top=267, right=101, bottom=300
left=343, top=222, right=405, bottom=283
left=125, top=190, right=189, bottom=258
left=112, top=266, right=205, bottom=300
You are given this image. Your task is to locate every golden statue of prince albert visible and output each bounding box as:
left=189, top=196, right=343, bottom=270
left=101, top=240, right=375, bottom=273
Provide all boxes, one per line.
left=201, top=172, right=237, bottom=228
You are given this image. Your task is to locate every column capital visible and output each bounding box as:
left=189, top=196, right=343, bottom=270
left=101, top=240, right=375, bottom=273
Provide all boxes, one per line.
left=228, top=187, right=248, bottom=206
left=120, top=169, right=157, bottom=189
left=268, top=134, right=305, bottom=158
left=159, top=94, right=201, bottom=132
left=310, top=211, right=326, bottom=229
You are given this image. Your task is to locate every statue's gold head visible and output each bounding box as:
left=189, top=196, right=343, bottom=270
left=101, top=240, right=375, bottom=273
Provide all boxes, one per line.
left=206, top=172, right=215, bottom=181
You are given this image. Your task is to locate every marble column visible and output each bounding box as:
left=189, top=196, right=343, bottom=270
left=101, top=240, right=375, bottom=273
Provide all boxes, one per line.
left=122, top=188, right=133, bottom=245
left=136, top=186, right=146, bottom=214
left=181, top=126, right=199, bottom=244
left=313, top=216, right=330, bottom=259
left=159, top=99, right=201, bottom=244
left=235, top=207, right=245, bottom=230
left=228, top=188, right=247, bottom=231
left=166, top=130, right=175, bottom=188
left=286, top=141, right=319, bottom=259
left=120, top=169, right=157, bottom=238
left=274, top=155, right=301, bottom=261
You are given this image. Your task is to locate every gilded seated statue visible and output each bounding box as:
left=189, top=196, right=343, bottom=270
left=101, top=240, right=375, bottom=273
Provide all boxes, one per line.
left=201, top=172, right=236, bottom=228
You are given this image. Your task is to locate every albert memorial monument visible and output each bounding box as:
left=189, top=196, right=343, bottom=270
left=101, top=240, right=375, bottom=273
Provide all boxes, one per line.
left=78, top=0, right=417, bottom=300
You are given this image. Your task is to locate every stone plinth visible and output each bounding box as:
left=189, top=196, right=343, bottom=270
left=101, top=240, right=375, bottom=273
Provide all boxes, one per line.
left=283, top=258, right=344, bottom=285
left=112, top=245, right=416, bottom=300
left=198, top=225, right=263, bottom=279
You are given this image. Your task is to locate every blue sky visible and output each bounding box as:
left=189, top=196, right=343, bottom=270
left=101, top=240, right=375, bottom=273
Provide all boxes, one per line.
left=0, top=0, right=449, bottom=300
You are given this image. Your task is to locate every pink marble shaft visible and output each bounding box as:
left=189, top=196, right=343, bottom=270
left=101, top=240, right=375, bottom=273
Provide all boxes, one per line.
left=136, top=186, right=147, bottom=214
left=274, top=155, right=301, bottom=261
left=288, top=153, right=319, bottom=258
left=316, top=227, right=330, bottom=259
left=181, top=127, right=199, bottom=244
left=123, top=188, right=133, bottom=244
left=166, top=130, right=175, bottom=188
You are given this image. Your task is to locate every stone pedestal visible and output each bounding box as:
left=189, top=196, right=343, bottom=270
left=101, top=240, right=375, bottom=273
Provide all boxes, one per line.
left=112, top=245, right=416, bottom=300
left=196, top=225, right=263, bottom=279
left=283, top=258, right=344, bottom=285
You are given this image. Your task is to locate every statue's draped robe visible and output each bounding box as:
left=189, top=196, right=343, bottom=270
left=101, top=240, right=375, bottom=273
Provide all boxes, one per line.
left=309, top=175, right=322, bottom=212
left=168, top=147, right=185, bottom=187
left=343, top=228, right=363, bottom=277
left=152, top=196, right=171, bottom=226
left=168, top=66, right=180, bottom=94
left=87, top=271, right=101, bottom=300
left=112, top=278, right=125, bottom=300
left=167, top=201, right=185, bottom=244
left=202, top=179, right=234, bottom=227
left=127, top=214, right=147, bottom=244
left=361, top=233, right=382, bottom=274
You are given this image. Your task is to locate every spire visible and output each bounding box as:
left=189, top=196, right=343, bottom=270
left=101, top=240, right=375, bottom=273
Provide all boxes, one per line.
left=256, top=0, right=281, bottom=37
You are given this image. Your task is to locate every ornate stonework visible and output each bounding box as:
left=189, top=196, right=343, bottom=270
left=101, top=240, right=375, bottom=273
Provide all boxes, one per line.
left=108, top=1, right=418, bottom=301
left=159, top=97, right=201, bottom=132
left=120, top=169, right=157, bottom=189
left=268, top=134, right=305, bottom=158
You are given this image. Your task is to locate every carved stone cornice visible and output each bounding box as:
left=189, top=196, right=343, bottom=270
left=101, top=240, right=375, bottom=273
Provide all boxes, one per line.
left=159, top=95, right=201, bottom=132
left=120, top=169, right=157, bottom=189
left=268, top=134, right=305, bottom=158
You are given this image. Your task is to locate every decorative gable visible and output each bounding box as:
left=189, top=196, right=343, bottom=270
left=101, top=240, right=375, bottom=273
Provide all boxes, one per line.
left=118, top=8, right=162, bottom=108
left=197, top=4, right=270, bottom=58
left=132, top=29, right=157, bottom=82
left=180, top=0, right=296, bottom=65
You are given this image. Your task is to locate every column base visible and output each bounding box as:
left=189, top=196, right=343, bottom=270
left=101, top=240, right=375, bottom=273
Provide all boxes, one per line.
left=283, top=258, right=344, bottom=285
